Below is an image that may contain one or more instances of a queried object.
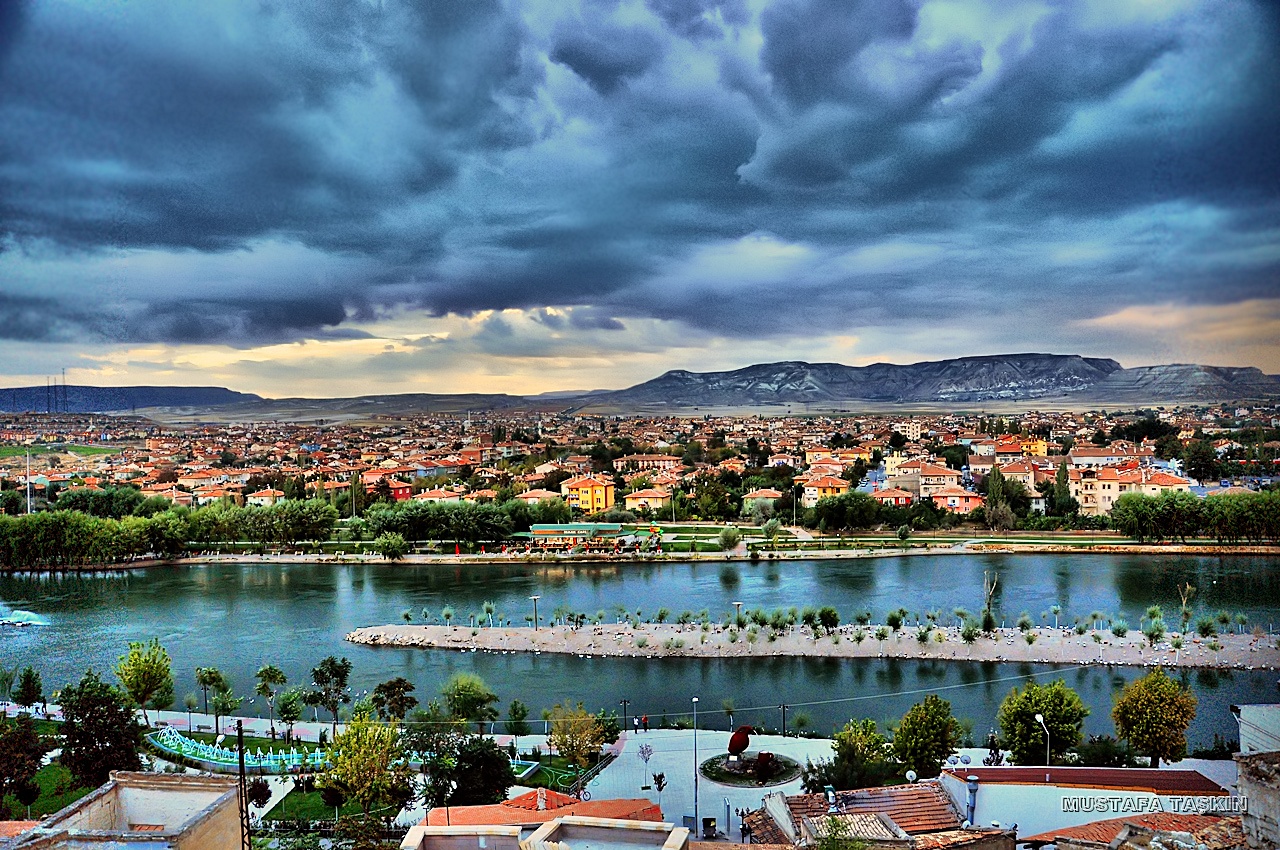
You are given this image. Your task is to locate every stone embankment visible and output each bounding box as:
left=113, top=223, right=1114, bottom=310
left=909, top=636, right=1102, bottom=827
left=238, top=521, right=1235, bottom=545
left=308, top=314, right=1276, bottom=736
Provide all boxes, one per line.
left=346, top=622, right=1280, bottom=671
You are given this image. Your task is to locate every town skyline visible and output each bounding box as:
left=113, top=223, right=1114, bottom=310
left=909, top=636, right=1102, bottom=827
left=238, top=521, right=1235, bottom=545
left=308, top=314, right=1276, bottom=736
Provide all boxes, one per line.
left=1, top=0, right=1277, bottom=397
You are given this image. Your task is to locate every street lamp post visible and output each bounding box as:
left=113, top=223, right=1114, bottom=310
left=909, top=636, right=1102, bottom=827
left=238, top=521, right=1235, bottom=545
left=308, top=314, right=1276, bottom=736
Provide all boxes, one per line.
left=692, top=696, right=700, bottom=835
left=1035, top=712, right=1050, bottom=766
left=530, top=595, right=541, bottom=630
left=733, top=601, right=743, bottom=625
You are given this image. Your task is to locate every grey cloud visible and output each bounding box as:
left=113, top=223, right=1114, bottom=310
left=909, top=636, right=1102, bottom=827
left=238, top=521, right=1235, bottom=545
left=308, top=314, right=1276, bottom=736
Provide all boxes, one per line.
left=550, top=19, right=665, bottom=93
left=0, top=0, right=1276, bottom=355
left=647, top=0, right=748, bottom=39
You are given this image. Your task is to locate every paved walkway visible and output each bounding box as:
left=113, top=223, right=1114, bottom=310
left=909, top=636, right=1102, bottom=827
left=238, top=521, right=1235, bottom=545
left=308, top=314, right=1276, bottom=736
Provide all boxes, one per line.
left=592, top=729, right=832, bottom=839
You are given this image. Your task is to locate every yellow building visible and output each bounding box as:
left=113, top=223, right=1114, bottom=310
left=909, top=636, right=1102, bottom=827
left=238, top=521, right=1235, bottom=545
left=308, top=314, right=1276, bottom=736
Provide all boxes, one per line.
left=802, top=475, right=850, bottom=508
left=561, top=474, right=615, bottom=513
left=1020, top=437, right=1049, bottom=457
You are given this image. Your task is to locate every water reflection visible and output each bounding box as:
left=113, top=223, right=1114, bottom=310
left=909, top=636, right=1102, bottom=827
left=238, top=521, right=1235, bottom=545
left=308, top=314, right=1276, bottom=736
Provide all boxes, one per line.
left=2, top=555, right=1276, bottom=748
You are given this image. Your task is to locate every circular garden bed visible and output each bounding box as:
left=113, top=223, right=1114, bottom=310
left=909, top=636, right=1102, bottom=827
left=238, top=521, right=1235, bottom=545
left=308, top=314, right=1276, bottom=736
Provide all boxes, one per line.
left=699, top=751, right=802, bottom=787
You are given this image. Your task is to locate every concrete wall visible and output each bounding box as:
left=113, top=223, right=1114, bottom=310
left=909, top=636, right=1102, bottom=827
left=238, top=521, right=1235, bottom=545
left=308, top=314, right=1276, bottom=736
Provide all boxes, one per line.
left=937, top=773, right=1218, bottom=841
left=400, top=824, right=523, bottom=850
left=173, top=793, right=242, bottom=850
left=119, top=784, right=224, bottom=830
left=1236, top=752, right=1280, bottom=850
left=1238, top=705, right=1280, bottom=755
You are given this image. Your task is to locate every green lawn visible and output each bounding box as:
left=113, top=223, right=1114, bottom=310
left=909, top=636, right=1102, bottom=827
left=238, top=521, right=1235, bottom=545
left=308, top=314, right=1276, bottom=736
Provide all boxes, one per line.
left=0, top=445, right=119, bottom=458
left=2, top=763, right=95, bottom=819
left=519, top=754, right=601, bottom=790
left=263, top=788, right=365, bottom=821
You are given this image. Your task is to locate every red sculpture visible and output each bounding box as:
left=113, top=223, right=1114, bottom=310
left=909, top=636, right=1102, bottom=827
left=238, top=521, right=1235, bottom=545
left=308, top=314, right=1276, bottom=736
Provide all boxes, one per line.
left=728, top=725, right=753, bottom=756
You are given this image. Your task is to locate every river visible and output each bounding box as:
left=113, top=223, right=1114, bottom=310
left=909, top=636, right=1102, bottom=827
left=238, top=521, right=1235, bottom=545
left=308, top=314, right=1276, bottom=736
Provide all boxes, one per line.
left=2, top=553, right=1277, bottom=747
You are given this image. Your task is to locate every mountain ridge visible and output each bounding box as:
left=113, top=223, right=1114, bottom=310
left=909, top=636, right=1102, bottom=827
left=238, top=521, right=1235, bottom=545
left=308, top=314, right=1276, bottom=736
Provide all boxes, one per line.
left=1, top=354, right=1276, bottom=416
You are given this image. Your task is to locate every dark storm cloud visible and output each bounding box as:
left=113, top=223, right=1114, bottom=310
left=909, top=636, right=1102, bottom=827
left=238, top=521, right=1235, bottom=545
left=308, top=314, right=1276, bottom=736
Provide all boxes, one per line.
left=550, top=18, right=665, bottom=94
left=0, top=0, right=1277, bottom=356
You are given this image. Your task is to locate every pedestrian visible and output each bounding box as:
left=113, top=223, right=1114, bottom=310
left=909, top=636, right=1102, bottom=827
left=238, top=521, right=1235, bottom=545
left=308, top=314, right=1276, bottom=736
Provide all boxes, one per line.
left=642, top=714, right=649, bottom=732
left=633, top=717, right=640, bottom=734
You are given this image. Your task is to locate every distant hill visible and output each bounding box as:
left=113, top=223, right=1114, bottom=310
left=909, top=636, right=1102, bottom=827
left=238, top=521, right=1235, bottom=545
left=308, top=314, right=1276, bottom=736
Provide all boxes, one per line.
left=591, top=354, right=1129, bottom=407
left=0, top=385, right=262, bottom=413
left=3, top=355, right=1276, bottom=418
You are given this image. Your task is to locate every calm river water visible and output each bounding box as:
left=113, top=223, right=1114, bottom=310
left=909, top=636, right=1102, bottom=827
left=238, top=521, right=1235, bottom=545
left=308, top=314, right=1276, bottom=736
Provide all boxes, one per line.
left=2, top=553, right=1277, bottom=747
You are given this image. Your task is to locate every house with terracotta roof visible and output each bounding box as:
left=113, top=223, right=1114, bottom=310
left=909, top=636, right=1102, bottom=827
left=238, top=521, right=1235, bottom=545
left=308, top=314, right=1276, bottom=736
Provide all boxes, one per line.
left=561, top=474, right=616, bottom=513
left=802, top=475, right=849, bottom=508
left=936, top=766, right=1228, bottom=842
left=743, top=784, right=1012, bottom=850
left=929, top=487, right=984, bottom=515
left=743, top=487, right=783, bottom=505
left=625, top=487, right=672, bottom=511
left=245, top=488, right=284, bottom=506
left=514, top=488, right=564, bottom=504
left=414, top=488, right=463, bottom=503
left=870, top=487, right=914, bottom=507
left=1021, top=812, right=1243, bottom=850
left=421, top=788, right=663, bottom=828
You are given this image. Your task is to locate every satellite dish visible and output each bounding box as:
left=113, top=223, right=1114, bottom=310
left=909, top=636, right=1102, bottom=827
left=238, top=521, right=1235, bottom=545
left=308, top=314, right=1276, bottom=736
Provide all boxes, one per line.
left=962, top=821, right=971, bottom=830
left=947, top=756, right=958, bottom=765
left=960, top=754, right=971, bottom=764
left=905, top=770, right=918, bottom=783
left=215, top=735, right=225, bottom=746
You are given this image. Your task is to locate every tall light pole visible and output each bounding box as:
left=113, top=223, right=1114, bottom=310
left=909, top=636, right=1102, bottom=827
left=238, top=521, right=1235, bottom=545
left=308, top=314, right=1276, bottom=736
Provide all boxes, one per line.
left=733, top=601, right=743, bottom=625
left=530, top=595, right=541, bottom=630
left=692, top=696, right=700, bottom=835
left=1035, top=712, right=1050, bottom=766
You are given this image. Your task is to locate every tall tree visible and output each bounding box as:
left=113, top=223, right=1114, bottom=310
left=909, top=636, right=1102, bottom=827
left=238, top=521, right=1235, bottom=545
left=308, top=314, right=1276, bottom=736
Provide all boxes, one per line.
left=12, top=666, right=43, bottom=712
left=1053, top=459, right=1074, bottom=515
left=1112, top=668, right=1197, bottom=768
left=276, top=688, right=305, bottom=744
left=506, top=700, right=531, bottom=749
left=307, top=656, right=353, bottom=738
left=547, top=701, right=606, bottom=768
left=0, top=714, right=49, bottom=817
left=800, top=718, right=897, bottom=792
left=997, top=679, right=1089, bottom=765
left=370, top=677, right=418, bottom=722
left=441, top=672, right=498, bottom=733
left=195, top=666, right=227, bottom=716
left=322, top=709, right=413, bottom=817
left=255, top=664, right=288, bottom=737
left=450, top=735, right=517, bottom=805
left=211, top=688, right=243, bottom=733
left=114, top=638, right=173, bottom=727
left=59, top=670, right=143, bottom=787
left=892, top=695, right=963, bottom=779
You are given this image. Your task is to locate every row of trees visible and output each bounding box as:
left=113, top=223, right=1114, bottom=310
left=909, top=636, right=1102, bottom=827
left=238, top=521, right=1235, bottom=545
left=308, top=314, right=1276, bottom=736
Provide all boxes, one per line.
left=1110, top=490, right=1280, bottom=544
left=801, top=668, right=1197, bottom=795
left=0, top=499, right=341, bottom=568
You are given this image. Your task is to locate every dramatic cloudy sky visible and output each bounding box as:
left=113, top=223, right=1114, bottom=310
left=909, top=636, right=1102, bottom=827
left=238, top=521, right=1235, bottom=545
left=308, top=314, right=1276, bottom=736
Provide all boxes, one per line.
left=1, top=0, right=1277, bottom=397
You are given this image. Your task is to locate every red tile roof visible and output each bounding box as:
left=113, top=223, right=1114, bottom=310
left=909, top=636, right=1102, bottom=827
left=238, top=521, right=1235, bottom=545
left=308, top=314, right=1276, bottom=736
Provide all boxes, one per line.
left=0, top=822, right=38, bottom=839
left=1022, top=812, right=1237, bottom=846
left=942, top=767, right=1226, bottom=795
left=787, top=783, right=961, bottom=835
left=423, top=790, right=662, bottom=826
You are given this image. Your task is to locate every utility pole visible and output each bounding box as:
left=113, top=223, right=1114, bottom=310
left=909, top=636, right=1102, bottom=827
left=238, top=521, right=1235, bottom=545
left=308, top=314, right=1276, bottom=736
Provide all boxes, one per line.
left=26, top=450, right=32, bottom=514
left=236, top=720, right=250, bottom=849
left=779, top=704, right=788, bottom=738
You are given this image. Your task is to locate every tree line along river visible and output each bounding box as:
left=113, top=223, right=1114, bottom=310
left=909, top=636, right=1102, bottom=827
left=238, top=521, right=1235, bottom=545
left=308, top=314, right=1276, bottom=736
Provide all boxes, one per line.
left=1, top=553, right=1277, bottom=748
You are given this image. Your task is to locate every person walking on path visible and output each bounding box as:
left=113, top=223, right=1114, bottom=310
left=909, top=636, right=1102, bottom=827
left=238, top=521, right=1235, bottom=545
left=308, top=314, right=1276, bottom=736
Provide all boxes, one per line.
left=641, top=714, right=649, bottom=732
left=633, top=717, right=640, bottom=734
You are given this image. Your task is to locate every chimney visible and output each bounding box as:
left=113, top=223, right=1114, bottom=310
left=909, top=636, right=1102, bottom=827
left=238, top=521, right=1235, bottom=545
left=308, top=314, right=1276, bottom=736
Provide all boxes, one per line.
left=537, top=787, right=547, bottom=811
left=965, top=776, right=979, bottom=826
